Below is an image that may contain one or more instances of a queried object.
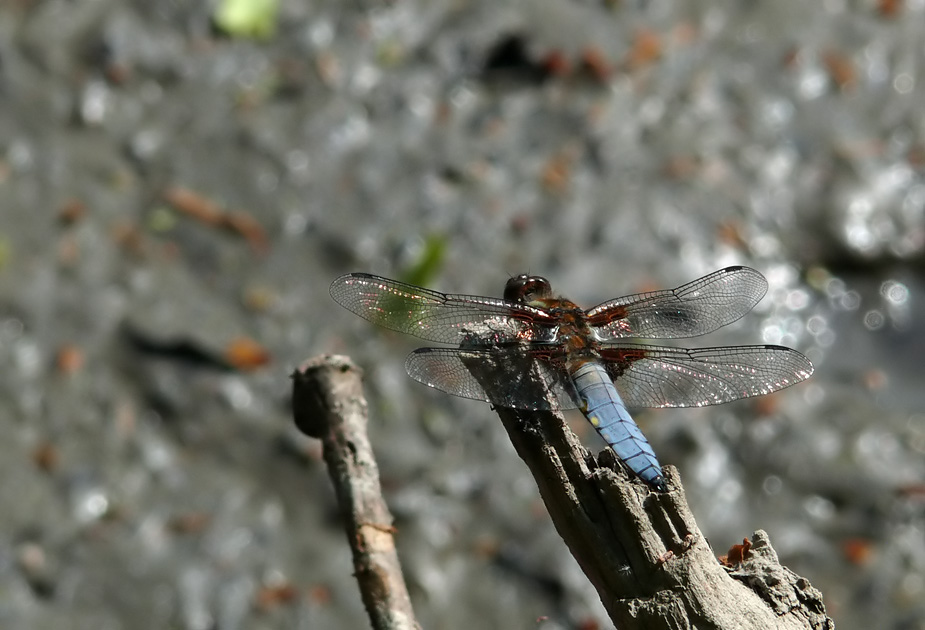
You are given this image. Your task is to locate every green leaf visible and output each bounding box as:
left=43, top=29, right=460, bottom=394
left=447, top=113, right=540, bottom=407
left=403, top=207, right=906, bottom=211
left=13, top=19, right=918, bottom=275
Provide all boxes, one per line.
left=400, top=234, right=447, bottom=287
left=214, top=0, right=279, bottom=40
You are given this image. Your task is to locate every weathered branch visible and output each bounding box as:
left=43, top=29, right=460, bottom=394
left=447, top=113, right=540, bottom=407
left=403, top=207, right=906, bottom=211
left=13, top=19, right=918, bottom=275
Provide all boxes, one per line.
left=291, top=355, right=420, bottom=630
left=492, top=405, right=834, bottom=629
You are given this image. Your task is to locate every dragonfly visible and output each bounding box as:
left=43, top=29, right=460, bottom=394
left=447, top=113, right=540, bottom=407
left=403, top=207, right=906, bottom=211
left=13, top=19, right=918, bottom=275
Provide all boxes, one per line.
left=330, top=267, right=813, bottom=491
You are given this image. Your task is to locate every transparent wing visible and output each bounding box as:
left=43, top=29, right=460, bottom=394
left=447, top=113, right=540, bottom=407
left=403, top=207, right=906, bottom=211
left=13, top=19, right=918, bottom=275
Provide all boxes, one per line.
left=586, top=266, right=769, bottom=341
left=597, top=344, right=813, bottom=408
left=331, top=273, right=557, bottom=345
left=404, top=346, right=581, bottom=411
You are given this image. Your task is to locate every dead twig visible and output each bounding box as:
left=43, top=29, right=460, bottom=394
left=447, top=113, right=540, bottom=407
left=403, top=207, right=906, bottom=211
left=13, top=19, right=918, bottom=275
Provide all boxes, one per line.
left=492, top=405, right=833, bottom=629
left=292, top=355, right=420, bottom=630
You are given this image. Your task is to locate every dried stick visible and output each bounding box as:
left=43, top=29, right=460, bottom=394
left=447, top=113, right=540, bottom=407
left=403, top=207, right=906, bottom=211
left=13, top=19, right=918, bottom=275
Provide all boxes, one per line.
left=292, top=355, right=420, bottom=630
left=492, top=405, right=834, bottom=629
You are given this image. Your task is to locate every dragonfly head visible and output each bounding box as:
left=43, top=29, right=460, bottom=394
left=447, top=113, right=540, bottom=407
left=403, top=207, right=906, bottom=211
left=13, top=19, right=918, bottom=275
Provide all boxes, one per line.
left=504, top=274, right=553, bottom=305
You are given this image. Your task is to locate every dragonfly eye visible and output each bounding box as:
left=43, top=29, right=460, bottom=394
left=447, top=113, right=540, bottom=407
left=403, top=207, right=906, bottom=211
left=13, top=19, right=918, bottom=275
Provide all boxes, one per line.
left=504, top=274, right=553, bottom=303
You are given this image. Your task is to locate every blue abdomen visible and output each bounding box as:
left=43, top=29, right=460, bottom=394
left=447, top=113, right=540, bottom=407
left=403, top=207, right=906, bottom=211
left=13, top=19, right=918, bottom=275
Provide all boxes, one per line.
left=571, top=361, right=666, bottom=490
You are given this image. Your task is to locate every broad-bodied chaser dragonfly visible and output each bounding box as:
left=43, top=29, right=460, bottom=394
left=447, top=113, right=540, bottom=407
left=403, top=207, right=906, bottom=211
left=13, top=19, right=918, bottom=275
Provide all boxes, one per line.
left=330, top=267, right=813, bottom=491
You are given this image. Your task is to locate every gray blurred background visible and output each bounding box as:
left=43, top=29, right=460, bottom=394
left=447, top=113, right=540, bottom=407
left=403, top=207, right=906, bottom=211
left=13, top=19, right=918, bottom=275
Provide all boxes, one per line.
left=1, top=1, right=923, bottom=628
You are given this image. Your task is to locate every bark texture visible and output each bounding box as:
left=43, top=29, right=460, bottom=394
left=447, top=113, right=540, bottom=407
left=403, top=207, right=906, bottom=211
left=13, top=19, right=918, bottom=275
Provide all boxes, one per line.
left=491, top=405, right=833, bottom=629
left=292, top=355, right=420, bottom=630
